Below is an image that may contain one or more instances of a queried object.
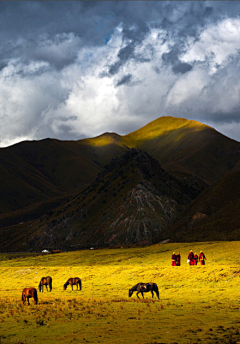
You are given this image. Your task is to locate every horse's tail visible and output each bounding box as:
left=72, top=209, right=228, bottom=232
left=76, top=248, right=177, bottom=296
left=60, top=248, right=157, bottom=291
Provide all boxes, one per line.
left=79, top=279, right=82, bottom=291
left=49, top=277, right=52, bottom=291
left=34, top=288, right=38, bottom=304
left=153, top=283, right=160, bottom=299
left=22, top=289, right=25, bottom=302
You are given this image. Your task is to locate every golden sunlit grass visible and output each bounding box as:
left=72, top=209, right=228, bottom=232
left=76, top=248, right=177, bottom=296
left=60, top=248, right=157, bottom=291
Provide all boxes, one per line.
left=124, top=116, right=209, bottom=142
left=1, top=241, right=240, bottom=343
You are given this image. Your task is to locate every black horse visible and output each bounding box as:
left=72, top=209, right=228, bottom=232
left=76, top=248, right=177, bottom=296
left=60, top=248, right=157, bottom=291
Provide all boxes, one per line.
left=63, top=277, right=82, bottom=291
left=129, top=282, right=159, bottom=299
left=38, top=276, right=52, bottom=292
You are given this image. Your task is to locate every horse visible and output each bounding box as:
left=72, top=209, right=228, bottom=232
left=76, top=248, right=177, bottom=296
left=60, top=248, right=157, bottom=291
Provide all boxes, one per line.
left=129, top=282, right=160, bottom=299
left=22, top=287, right=38, bottom=305
left=38, top=276, right=52, bottom=292
left=63, top=277, right=82, bottom=291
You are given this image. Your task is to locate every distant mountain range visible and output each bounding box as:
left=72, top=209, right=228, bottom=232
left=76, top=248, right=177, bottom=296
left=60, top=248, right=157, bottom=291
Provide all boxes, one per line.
left=1, top=116, right=240, bottom=251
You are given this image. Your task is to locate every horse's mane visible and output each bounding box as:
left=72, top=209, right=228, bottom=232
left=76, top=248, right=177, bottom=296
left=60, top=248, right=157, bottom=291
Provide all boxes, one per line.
left=65, top=278, right=72, bottom=285
left=130, top=282, right=142, bottom=290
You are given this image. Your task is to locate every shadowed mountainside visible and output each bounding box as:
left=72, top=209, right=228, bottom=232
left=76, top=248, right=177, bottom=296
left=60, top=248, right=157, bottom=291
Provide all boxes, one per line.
left=163, top=169, right=240, bottom=243
left=0, top=149, right=206, bottom=251
left=0, top=116, right=240, bottom=250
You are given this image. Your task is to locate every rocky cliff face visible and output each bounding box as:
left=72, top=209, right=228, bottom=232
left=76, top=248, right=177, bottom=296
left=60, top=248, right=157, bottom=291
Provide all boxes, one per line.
left=23, top=148, right=206, bottom=250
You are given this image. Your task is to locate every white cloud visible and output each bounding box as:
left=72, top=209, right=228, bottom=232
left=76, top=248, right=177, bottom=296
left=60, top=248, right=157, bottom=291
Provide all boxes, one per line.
left=181, top=18, right=240, bottom=73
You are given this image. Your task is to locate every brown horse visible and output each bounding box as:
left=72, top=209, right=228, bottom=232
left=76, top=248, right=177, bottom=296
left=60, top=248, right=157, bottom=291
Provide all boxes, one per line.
left=38, top=276, right=52, bottom=292
left=22, top=287, right=38, bottom=305
left=63, top=277, right=82, bottom=291
left=129, top=282, right=160, bottom=299
left=51, top=250, right=61, bottom=254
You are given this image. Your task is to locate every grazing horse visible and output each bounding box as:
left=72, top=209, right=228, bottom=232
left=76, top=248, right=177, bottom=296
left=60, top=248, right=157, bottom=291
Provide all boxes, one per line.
left=22, top=287, right=38, bottom=305
left=63, top=277, right=82, bottom=291
left=38, top=276, right=52, bottom=292
left=129, top=282, right=159, bottom=299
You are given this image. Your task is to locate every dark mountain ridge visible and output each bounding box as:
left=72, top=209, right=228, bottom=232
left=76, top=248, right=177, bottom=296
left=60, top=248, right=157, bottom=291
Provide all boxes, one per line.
left=1, top=148, right=206, bottom=251
left=0, top=116, right=240, bottom=251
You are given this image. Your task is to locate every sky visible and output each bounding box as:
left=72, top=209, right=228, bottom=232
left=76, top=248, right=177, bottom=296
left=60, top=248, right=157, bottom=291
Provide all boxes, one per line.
left=1, top=1, right=240, bottom=147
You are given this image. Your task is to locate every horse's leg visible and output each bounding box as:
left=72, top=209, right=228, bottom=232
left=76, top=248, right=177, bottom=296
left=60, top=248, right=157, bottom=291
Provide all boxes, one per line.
left=136, top=292, right=140, bottom=299
left=46, top=284, right=48, bottom=292
left=151, top=290, right=154, bottom=298
left=141, top=292, right=144, bottom=299
left=27, top=296, right=30, bottom=305
left=71, top=285, right=73, bottom=291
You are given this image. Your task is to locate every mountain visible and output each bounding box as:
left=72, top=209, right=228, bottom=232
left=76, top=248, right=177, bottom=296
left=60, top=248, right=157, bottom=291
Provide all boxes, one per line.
left=0, top=138, right=124, bottom=226
left=0, top=149, right=206, bottom=251
left=123, top=117, right=240, bottom=184
left=164, top=169, right=240, bottom=242
left=0, top=116, right=240, bottom=251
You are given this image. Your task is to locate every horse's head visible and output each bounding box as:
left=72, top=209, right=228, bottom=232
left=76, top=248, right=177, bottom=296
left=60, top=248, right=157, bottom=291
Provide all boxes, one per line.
left=129, top=289, right=133, bottom=297
left=63, top=283, right=67, bottom=290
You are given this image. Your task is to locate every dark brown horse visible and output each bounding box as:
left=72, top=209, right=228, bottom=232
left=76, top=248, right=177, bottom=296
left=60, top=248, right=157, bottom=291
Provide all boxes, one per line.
left=22, top=287, right=38, bottom=305
left=63, top=277, right=82, bottom=291
left=38, top=276, right=52, bottom=292
left=129, top=282, right=159, bottom=299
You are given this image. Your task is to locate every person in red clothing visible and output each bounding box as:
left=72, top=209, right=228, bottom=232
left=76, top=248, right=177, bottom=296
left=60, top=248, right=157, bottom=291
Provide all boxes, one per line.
left=176, top=252, right=181, bottom=266
left=188, top=250, right=194, bottom=265
left=194, top=253, right=198, bottom=265
left=171, top=252, right=177, bottom=266
left=199, top=251, right=206, bottom=265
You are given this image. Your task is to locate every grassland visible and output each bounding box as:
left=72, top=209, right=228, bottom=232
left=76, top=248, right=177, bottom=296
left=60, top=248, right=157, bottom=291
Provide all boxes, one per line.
left=1, top=242, right=240, bottom=344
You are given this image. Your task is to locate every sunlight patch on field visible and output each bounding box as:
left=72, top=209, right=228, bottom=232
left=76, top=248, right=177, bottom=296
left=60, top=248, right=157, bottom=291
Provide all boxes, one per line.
left=1, top=241, right=240, bottom=343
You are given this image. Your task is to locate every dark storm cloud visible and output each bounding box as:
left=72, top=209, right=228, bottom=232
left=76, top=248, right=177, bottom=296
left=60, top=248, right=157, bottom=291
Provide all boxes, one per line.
left=172, top=62, right=192, bottom=74
left=116, top=74, right=132, bottom=87
left=0, top=1, right=236, bottom=71
left=162, top=46, right=192, bottom=74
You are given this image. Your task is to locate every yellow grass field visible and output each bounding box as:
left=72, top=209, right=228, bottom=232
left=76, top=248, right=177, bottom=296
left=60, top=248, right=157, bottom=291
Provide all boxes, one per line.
left=1, top=241, right=240, bottom=344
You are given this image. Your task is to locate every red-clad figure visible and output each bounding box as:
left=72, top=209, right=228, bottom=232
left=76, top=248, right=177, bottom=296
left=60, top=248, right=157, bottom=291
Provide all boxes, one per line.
left=199, top=251, right=206, bottom=265
left=171, top=252, right=177, bottom=266
left=194, top=253, right=198, bottom=265
left=176, top=253, right=181, bottom=266
left=188, top=250, right=194, bottom=265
